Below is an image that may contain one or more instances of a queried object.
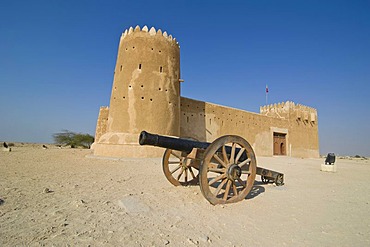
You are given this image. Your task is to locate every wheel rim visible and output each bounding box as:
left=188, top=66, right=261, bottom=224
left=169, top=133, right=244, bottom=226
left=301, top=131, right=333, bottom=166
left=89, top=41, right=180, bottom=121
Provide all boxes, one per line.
left=199, top=135, right=257, bottom=205
left=162, top=149, right=199, bottom=186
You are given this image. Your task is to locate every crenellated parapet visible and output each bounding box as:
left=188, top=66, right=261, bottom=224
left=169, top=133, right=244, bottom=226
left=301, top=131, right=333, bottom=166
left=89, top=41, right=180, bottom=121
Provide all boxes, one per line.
left=292, top=102, right=317, bottom=123
left=119, top=25, right=180, bottom=48
left=260, top=101, right=292, bottom=119
left=260, top=101, right=317, bottom=123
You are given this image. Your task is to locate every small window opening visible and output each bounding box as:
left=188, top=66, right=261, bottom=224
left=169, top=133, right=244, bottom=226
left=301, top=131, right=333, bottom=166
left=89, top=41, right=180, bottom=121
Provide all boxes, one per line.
left=187, top=116, right=189, bottom=123
left=141, top=97, right=144, bottom=100
left=160, top=66, right=163, bottom=73
left=139, top=64, right=142, bottom=69
left=120, top=65, right=122, bottom=71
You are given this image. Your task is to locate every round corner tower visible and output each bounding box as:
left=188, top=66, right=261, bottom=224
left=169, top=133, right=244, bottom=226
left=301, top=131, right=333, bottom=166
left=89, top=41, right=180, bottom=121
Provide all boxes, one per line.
left=94, top=25, right=181, bottom=157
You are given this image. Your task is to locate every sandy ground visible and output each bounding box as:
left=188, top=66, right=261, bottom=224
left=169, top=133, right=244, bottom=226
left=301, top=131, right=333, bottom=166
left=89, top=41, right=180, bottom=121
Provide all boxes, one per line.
left=1, top=144, right=369, bottom=246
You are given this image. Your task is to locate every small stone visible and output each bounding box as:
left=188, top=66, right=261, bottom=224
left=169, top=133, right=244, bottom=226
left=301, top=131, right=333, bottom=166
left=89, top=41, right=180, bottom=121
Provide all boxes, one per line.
left=199, top=235, right=209, bottom=243
left=187, top=238, right=198, bottom=245
left=164, top=240, right=170, bottom=245
left=43, top=188, right=52, bottom=193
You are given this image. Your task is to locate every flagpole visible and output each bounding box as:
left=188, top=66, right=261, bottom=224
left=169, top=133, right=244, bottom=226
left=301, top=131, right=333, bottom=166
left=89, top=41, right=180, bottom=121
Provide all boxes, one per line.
left=265, top=84, right=268, bottom=105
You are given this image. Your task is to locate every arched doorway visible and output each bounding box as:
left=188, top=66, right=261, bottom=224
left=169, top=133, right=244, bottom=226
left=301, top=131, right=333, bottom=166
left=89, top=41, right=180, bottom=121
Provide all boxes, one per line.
left=273, top=132, right=286, bottom=155
left=280, top=142, right=285, bottom=155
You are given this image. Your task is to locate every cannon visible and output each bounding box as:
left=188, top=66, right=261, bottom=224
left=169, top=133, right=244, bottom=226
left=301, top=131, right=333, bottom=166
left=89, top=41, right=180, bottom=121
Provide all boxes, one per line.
left=139, top=131, right=284, bottom=205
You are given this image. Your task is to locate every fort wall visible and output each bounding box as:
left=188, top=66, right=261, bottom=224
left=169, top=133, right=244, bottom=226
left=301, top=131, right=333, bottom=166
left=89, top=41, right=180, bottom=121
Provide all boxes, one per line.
left=94, top=106, right=109, bottom=144
left=180, top=98, right=318, bottom=157
left=92, top=25, right=319, bottom=158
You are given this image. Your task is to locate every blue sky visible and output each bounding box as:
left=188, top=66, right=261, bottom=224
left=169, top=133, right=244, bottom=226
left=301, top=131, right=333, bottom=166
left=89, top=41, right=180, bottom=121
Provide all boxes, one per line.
left=0, top=0, right=369, bottom=156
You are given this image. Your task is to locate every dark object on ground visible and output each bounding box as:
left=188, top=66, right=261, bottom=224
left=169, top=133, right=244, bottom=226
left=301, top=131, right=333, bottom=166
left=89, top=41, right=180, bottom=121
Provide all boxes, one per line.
left=42, top=145, right=48, bottom=149
left=325, top=153, right=336, bottom=165
left=3, top=142, right=8, bottom=148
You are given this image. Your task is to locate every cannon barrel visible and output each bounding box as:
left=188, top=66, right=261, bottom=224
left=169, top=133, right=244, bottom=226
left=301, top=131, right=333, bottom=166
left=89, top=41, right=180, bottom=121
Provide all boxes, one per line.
left=139, top=131, right=210, bottom=153
left=139, top=131, right=248, bottom=161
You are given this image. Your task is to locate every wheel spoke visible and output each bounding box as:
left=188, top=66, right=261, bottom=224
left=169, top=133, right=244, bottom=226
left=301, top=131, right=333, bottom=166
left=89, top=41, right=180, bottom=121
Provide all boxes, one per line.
left=213, top=154, right=227, bottom=168
left=232, top=181, right=238, bottom=196
left=223, top=180, right=232, bottom=200
left=214, top=178, right=228, bottom=196
left=241, top=170, right=251, bottom=174
left=237, top=158, right=251, bottom=168
left=237, top=178, right=246, bottom=188
left=168, top=160, right=180, bottom=164
left=208, top=167, right=226, bottom=173
left=177, top=168, right=184, bottom=180
left=222, top=145, right=229, bottom=164
left=171, top=151, right=181, bottom=159
left=185, top=168, right=188, bottom=183
left=189, top=167, right=196, bottom=179
left=230, top=143, right=236, bottom=164
left=208, top=174, right=226, bottom=186
left=170, top=165, right=182, bottom=174
left=235, top=148, right=245, bottom=163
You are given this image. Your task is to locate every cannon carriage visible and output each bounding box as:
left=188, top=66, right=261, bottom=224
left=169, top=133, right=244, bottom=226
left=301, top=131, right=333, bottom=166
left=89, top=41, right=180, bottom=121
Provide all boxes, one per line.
left=139, top=131, right=284, bottom=205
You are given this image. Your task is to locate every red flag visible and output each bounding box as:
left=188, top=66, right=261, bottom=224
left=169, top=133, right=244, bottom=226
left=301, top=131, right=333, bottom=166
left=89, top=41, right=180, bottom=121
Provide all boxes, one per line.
left=266, top=85, right=269, bottom=93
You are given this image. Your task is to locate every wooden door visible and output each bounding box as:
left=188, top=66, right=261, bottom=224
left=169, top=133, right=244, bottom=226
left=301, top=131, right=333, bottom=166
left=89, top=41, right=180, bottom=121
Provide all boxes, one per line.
left=273, top=133, right=286, bottom=155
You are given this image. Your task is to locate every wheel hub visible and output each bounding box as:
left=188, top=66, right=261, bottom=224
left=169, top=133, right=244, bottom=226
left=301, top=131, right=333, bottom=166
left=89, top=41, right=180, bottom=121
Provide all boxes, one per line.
left=227, top=164, right=242, bottom=180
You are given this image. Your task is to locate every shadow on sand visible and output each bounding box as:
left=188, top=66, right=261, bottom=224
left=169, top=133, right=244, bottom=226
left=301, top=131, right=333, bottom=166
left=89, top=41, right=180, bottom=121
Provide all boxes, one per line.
left=245, top=181, right=267, bottom=200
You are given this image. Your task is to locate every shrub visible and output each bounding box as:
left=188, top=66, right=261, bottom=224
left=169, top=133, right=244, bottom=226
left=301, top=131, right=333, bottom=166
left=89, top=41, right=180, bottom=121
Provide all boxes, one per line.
left=53, top=130, right=94, bottom=148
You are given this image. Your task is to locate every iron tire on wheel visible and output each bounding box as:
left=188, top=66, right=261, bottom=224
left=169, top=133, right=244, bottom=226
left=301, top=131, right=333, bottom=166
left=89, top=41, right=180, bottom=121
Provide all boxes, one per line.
left=199, top=135, right=257, bottom=205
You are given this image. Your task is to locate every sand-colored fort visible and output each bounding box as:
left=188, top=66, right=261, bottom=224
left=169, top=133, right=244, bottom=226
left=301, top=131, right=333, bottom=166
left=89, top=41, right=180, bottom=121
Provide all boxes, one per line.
left=92, top=25, right=319, bottom=158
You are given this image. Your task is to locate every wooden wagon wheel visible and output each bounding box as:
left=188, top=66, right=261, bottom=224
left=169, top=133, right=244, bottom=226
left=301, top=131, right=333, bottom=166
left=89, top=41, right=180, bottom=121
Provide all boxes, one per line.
left=162, top=149, right=199, bottom=186
left=199, top=135, right=257, bottom=205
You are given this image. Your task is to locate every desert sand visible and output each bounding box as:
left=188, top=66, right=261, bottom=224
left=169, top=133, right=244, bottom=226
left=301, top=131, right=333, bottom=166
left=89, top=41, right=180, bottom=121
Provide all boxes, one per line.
left=1, top=144, right=369, bottom=246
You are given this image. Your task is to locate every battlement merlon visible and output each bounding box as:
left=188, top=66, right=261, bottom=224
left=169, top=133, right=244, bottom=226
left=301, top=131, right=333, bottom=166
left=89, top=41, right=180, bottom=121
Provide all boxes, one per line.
left=119, top=25, right=180, bottom=48
left=260, top=101, right=317, bottom=122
